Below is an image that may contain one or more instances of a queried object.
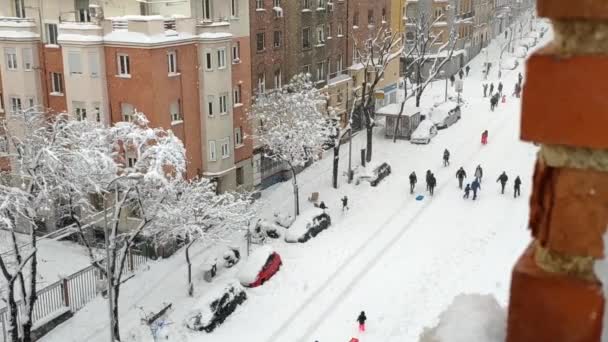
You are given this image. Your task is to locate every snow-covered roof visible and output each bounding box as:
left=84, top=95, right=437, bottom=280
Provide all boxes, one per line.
left=328, top=74, right=351, bottom=86
left=103, top=30, right=197, bottom=45
left=0, top=30, right=39, bottom=39
left=199, top=32, right=233, bottom=40
left=376, top=103, right=422, bottom=117
left=0, top=18, right=39, bottom=40
left=59, top=23, right=101, bottom=30
left=108, top=15, right=165, bottom=21
left=237, top=246, right=275, bottom=285
left=58, top=33, right=103, bottom=43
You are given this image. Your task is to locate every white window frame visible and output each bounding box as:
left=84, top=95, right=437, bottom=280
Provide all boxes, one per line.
left=5, top=48, right=17, bottom=70
left=117, top=53, right=130, bottom=77
left=51, top=72, right=63, bottom=94
left=74, top=101, right=87, bottom=121
left=205, top=51, right=213, bottom=71
left=232, top=42, right=240, bottom=63
left=45, top=23, right=58, bottom=45
left=203, top=0, right=213, bottom=20
left=317, top=25, right=325, bottom=44
left=170, top=99, right=181, bottom=122
left=337, top=23, right=343, bottom=37
left=256, top=33, right=265, bottom=52
left=26, top=97, right=34, bottom=109
left=316, top=61, right=325, bottom=81
left=303, top=0, right=311, bottom=9
left=256, top=0, right=263, bottom=10
left=274, top=69, right=282, bottom=89
left=220, top=137, right=230, bottom=159
left=233, top=84, right=242, bottom=105
left=273, top=30, right=282, bottom=48
left=337, top=54, right=343, bottom=73
left=207, top=95, right=215, bottom=116
left=219, top=93, right=228, bottom=114
left=167, top=50, right=177, bottom=74
left=22, top=48, right=32, bottom=71
left=9, top=96, right=21, bottom=114
left=127, top=156, right=137, bottom=168
left=121, top=102, right=134, bottom=122
left=208, top=140, right=217, bottom=161
left=88, top=51, right=99, bottom=77
left=93, top=102, right=101, bottom=122
left=68, top=50, right=83, bottom=75
left=257, top=73, right=265, bottom=94
left=231, top=0, right=238, bottom=17
left=235, top=126, right=243, bottom=146
left=217, top=48, right=226, bottom=69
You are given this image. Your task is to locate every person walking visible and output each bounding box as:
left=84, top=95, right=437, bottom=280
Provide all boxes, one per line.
left=463, top=184, right=471, bottom=199
left=475, top=165, right=483, bottom=184
left=456, top=167, right=467, bottom=189
left=483, top=83, right=488, bottom=97
left=490, top=94, right=499, bottom=111
left=471, top=179, right=481, bottom=200
left=518, top=72, right=523, bottom=85
left=319, top=201, right=328, bottom=210
left=459, top=69, right=464, bottom=79
left=497, top=171, right=509, bottom=194
left=341, top=196, right=349, bottom=211
left=489, top=83, right=494, bottom=95
left=513, top=82, right=522, bottom=98
left=443, top=149, right=450, bottom=167
left=466, top=65, right=471, bottom=77
left=514, top=176, right=522, bottom=198
left=481, top=130, right=488, bottom=145
left=498, top=82, right=504, bottom=96
left=450, top=75, right=455, bottom=87
left=426, top=170, right=432, bottom=191
left=409, top=171, right=417, bottom=194
left=357, top=311, right=367, bottom=332
left=428, top=174, right=437, bottom=196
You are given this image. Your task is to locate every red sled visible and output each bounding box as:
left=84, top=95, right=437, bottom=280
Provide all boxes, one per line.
left=350, top=339, right=360, bottom=342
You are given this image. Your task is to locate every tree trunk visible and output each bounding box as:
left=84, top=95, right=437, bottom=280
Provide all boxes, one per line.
left=332, top=145, right=340, bottom=189
left=290, top=165, right=300, bottom=216
left=416, top=93, right=422, bottom=107
left=7, top=282, right=19, bottom=342
left=22, top=228, right=38, bottom=342
left=366, top=125, right=373, bottom=163
left=185, top=239, right=196, bottom=296
left=112, top=282, right=121, bottom=341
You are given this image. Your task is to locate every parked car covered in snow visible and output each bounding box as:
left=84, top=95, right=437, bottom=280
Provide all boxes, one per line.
left=429, top=102, right=461, bottom=129
left=500, top=57, right=519, bottom=70
left=355, top=162, right=392, bottom=187
left=237, top=246, right=282, bottom=287
left=254, top=218, right=283, bottom=239
left=285, top=208, right=332, bottom=243
left=410, top=119, right=438, bottom=144
left=185, top=281, right=247, bottom=332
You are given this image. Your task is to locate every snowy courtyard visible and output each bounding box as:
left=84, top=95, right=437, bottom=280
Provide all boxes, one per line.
left=37, top=21, right=551, bottom=342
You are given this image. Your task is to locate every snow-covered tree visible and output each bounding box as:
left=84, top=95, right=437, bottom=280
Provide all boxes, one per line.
left=0, top=109, right=114, bottom=342
left=351, top=24, right=402, bottom=162
left=250, top=74, right=332, bottom=216
left=150, top=177, right=254, bottom=296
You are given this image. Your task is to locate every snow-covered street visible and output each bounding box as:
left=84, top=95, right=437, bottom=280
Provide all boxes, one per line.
left=41, top=22, right=549, bottom=342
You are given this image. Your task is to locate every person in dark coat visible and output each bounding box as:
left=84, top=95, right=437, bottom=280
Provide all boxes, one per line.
left=465, top=65, right=470, bottom=77
left=518, top=72, right=523, bottom=85
left=463, top=184, right=471, bottom=199
left=443, top=149, right=450, bottom=167
left=471, top=179, right=481, bottom=200
left=490, top=94, right=498, bottom=111
left=456, top=167, right=467, bottom=189
left=505, top=30, right=508, bottom=39
left=497, top=171, right=509, bottom=194
left=319, top=201, right=328, bottom=210
left=513, top=82, right=522, bottom=98
left=428, top=174, right=437, bottom=196
left=450, top=75, right=455, bottom=86
left=498, top=82, right=504, bottom=96
left=475, top=165, right=483, bottom=184
left=409, top=171, right=417, bottom=194
left=341, top=196, right=349, bottom=211
left=459, top=69, right=464, bottom=79
left=489, top=83, right=494, bottom=95
left=426, top=170, right=432, bottom=191
left=483, top=83, right=488, bottom=97
left=514, top=176, right=522, bottom=198
left=357, top=311, right=367, bottom=332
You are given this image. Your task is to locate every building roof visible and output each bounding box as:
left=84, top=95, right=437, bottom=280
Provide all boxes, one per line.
left=376, top=102, right=422, bottom=117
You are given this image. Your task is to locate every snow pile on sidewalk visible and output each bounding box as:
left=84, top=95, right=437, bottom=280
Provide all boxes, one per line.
left=419, top=294, right=506, bottom=342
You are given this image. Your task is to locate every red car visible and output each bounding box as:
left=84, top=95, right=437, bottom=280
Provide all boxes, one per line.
left=238, top=247, right=282, bottom=287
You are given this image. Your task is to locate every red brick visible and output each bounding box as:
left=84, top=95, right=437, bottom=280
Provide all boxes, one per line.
left=521, top=46, right=608, bottom=149
left=529, top=160, right=608, bottom=258
left=537, top=0, right=608, bottom=20
left=506, top=243, right=604, bottom=342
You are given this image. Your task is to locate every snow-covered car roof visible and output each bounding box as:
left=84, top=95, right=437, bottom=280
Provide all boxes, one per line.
left=284, top=208, right=326, bottom=242
left=500, top=57, right=518, bottom=70
left=237, top=246, right=275, bottom=285
left=429, top=102, right=458, bottom=124
left=411, top=119, right=436, bottom=140
left=185, top=280, right=245, bottom=329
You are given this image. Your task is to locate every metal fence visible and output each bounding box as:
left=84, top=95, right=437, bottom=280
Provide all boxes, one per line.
left=0, top=249, right=148, bottom=342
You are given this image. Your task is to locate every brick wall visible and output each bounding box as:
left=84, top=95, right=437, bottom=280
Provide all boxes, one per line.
left=40, top=45, right=67, bottom=113
left=506, top=1, right=608, bottom=341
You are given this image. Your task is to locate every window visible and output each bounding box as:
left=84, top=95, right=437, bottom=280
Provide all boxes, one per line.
left=117, top=54, right=130, bottom=76
left=203, top=0, right=212, bottom=20
left=327, top=23, right=332, bottom=38
left=74, top=102, right=87, bottom=121
left=217, top=48, right=226, bottom=69
left=9, top=97, right=21, bottom=114
left=14, top=0, right=25, bottom=18
left=257, top=73, right=265, bottom=94
left=220, top=138, right=230, bottom=158
left=256, top=0, right=263, bottom=9
left=75, top=0, right=91, bottom=22
left=88, top=51, right=99, bottom=77
left=231, top=0, right=238, bottom=17
left=233, top=84, right=242, bottom=105
left=219, top=94, right=228, bottom=114
left=302, top=27, right=311, bottom=49
left=0, top=93, right=4, bottom=112
left=316, top=61, right=325, bottom=81
left=22, top=48, right=32, bottom=71
left=337, top=90, right=344, bottom=104
left=353, top=12, right=359, bottom=26
left=235, top=126, right=243, bottom=146
left=273, top=31, right=282, bottom=48
left=274, top=0, right=280, bottom=7
left=303, top=0, right=311, bottom=9
left=236, top=167, right=244, bottom=186
left=68, top=51, right=82, bottom=75
left=318, top=0, right=325, bottom=7
left=26, top=97, right=34, bottom=108
left=207, top=95, right=214, bottom=116
left=170, top=100, right=181, bottom=122
left=5, top=48, right=17, bottom=70
left=232, top=42, right=240, bottom=62
left=435, top=8, right=442, bottom=19
left=45, top=23, right=58, bottom=45
left=337, top=23, right=343, bottom=36
left=256, top=33, right=265, bottom=52
left=205, top=51, right=212, bottom=70
left=93, top=102, right=101, bottom=122
left=316, top=25, right=325, bottom=44
left=274, top=69, right=281, bottom=89
left=127, top=156, right=137, bottom=168
left=51, top=72, right=63, bottom=94
left=167, top=51, right=177, bottom=74
left=121, top=103, right=134, bottom=122
left=368, top=9, right=374, bottom=25
left=208, top=140, right=216, bottom=161
left=302, top=64, right=310, bottom=76
left=337, top=54, right=343, bottom=72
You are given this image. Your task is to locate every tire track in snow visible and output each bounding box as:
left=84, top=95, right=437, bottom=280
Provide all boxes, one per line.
left=266, top=109, right=516, bottom=342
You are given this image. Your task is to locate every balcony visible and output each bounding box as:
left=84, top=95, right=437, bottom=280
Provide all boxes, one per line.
left=196, top=18, right=233, bottom=41
left=57, top=22, right=103, bottom=44
left=101, top=16, right=197, bottom=46
left=0, top=17, right=39, bottom=41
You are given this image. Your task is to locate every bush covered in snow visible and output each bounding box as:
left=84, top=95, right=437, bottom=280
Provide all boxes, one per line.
left=419, top=294, right=506, bottom=342
left=185, top=281, right=247, bottom=333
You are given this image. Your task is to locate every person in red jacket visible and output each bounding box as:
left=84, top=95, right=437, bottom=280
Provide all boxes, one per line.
left=481, top=130, right=488, bottom=145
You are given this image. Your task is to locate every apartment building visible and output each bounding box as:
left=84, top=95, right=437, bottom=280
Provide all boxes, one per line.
left=0, top=0, right=254, bottom=192
left=473, top=0, right=494, bottom=53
